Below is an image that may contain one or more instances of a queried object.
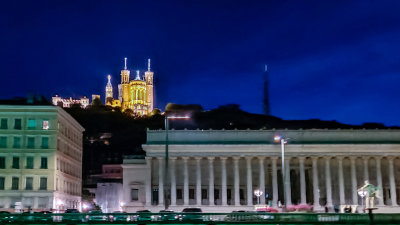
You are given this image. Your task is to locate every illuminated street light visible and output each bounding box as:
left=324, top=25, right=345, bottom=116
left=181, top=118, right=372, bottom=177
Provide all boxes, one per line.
left=82, top=203, right=88, bottom=210
left=274, top=135, right=289, bottom=212
left=254, top=189, right=263, bottom=205
left=164, top=115, right=190, bottom=210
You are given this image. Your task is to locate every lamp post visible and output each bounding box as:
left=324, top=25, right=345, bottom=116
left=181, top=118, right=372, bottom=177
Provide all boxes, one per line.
left=254, top=189, right=263, bottom=205
left=358, top=190, right=367, bottom=213
left=164, top=115, right=190, bottom=210
left=274, top=135, right=288, bottom=212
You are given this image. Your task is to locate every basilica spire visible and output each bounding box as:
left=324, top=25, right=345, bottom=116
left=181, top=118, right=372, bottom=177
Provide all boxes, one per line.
left=148, top=58, right=151, bottom=72
left=107, top=75, right=112, bottom=85
left=121, top=57, right=130, bottom=84
left=105, top=74, right=113, bottom=103
left=135, top=70, right=141, bottom=80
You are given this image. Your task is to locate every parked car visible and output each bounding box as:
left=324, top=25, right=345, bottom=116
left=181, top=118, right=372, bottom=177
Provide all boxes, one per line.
left=65, top=209, right=80, bottom=213
left=135, top=210, right=153, bottom=222
left=225, top=210, right=255, bottom=221
left=85, top=210, right=108, bottom=222
left=63, top=208, right=83, bottom=222
left=158, top=210, right=178, bottom=221
left=179, top=208, right=203, bottom=221
left=34, top=211, right=54, bottom=222
left=110, top=211, right=129, bottom=222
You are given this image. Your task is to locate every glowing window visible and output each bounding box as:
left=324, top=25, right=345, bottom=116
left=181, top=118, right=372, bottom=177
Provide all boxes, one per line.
left=42, top=121, right=49, bottom=130
left=27, top=119, right=36, bottom=129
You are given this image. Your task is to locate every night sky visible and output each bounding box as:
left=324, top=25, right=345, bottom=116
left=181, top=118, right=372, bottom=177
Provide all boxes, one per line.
left=1, top=0, right=400, bottom=125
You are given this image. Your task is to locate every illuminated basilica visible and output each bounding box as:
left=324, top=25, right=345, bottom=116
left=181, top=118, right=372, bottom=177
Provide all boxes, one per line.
left=105, top=58, right=154, bottom=115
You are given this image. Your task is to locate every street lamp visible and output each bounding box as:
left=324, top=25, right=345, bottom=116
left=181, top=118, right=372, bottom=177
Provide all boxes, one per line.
left=274, top=135, right=289, bottom=212
left=358, top=190, right=367, bottom=213
left=254, top=189, right=263, bottom=205
left=164, top=115, right=190, bottom=210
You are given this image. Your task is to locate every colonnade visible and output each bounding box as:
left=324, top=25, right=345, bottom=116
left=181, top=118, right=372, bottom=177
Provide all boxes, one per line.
left=144, top=156, right=398, bottom=208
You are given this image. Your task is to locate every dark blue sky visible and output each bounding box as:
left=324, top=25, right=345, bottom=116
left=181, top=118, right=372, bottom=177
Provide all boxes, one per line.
left=1, top=0, right=400, bottom=125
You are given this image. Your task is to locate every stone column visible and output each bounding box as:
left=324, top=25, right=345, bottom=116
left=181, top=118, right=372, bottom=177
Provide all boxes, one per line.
left=233, top=157, right=240, bottom=206
left=350, top=157, right=358, bottom=205
left=145, top=157, right=152, bottom=206
left=196, top=157, right=202, bottom=206
left=271, top=157, right=278, bottom=207
left=298, top=157, right=306, bottom=204
left=337, top=157, right=345, bottom=205
left=170, top=157, right=177, bottom=206
left=221, top=157, right=228, bottom=206
left=325, top=157, right=333, bottom=207
left=259, top=156, right=266, bottom=205
left=208, top=157, right=215, bottom=206
left=183, top=157, right=189, bottom=205
left=388, top=157, right=398, bottom=206
left=363, top=157, right=369, bottom=182
left=312, top=157, right=321, bottom=209
left=246, top=157, right=253, bottom=206
left=158, top=157, right=164, bottom=206
left=375, top=157, right=384, bottom=206
left=285, top=157, right=292, bottom=206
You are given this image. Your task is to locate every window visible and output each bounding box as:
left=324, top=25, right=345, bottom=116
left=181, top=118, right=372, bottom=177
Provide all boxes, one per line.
left=27, top=137, right=35, bottom=148
left=40, top=157, right=48, bottom=169
left=26, top=157, right=34, bottom=169
left=0, top=137, right=7, bottom=148
left=27, top=119, right=36, bottom=129
left=25, top=177, right=33, bottom=190
left=189, top=189, right=195, bottom=199
left=131, top=189, right=139, bottom=201
left=42, top=120, right=49, bottom=130
left=0, top=177, right=4, bottom=190
left=13, top=137, right=21, bottom=148
left=11, top=177, right=19, bottom=190
left=0, top=119, right=7, bottom=129
left=214, top=189, right=220, bottom=200
left=39, top=177, right=47, bottom=190
left=202, top=189, right=208, bottom=199
left=177, top=189, right=182, bottom=200
left=12, top=157, right=19, bottom=169
left=14, top=119, right=21, bottom=130
left=0, top=157, right=5, bottom=169
left=41, top=137, right=49, bottom=149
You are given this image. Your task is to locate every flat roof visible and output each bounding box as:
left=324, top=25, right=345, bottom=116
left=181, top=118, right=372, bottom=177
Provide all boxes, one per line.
left=146, top=129, right=400, bottom=144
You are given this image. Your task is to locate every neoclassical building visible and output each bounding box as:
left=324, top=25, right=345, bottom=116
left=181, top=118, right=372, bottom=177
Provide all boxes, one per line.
left=122, top=129, right=400, bottom=213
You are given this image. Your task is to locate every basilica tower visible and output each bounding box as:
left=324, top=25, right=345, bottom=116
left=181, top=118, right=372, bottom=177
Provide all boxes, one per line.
left=144, top=59, right=154, bottom=112
left=120, top=58, right=131, bottom=109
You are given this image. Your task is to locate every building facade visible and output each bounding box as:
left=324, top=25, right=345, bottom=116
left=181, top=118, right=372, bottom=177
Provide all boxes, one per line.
left=123, top=129, right=400, bottom=213
left=52, top=95, right=90, bottom=108
left=0, top=105, right=84, bottom=212
left=112, top=58, right=154, bottom=115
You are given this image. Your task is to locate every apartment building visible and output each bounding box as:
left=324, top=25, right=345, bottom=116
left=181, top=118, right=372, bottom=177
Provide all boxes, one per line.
left=0, top=103, right=84, bottom=211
